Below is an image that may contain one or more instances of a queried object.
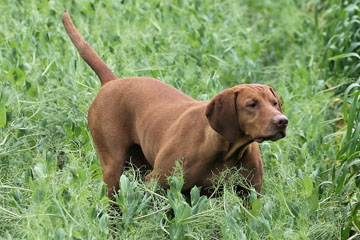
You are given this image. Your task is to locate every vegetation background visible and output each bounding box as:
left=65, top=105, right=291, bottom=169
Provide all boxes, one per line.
left=0, top=0, right=359, bottom=239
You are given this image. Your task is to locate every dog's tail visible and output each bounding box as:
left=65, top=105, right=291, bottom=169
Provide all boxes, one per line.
left=62, top=11, right=117, bottom=86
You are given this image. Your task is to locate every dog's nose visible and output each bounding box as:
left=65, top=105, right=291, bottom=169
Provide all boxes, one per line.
left=273, top=115, right=288, bottom=128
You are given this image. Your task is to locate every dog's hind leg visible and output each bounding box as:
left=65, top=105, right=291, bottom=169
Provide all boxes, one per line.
left=95, top=145, right=129, bottom=199
left=88, top=111, right=131, bottom=199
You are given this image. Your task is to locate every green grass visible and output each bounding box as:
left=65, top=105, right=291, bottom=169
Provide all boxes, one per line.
left=0, top=0, right=359, bottom=239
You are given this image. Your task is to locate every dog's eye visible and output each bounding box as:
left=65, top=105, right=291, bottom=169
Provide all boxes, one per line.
left=247, top=102, right=257, bottom=108
left=273, top=101, right=278, bottom=106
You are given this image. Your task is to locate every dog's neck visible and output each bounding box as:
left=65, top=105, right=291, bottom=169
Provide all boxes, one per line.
left=205, top=122, right=254, bottom=162
left=223, top=136, right=254, bottom=162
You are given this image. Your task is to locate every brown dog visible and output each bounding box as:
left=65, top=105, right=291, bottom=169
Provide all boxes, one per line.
left=62, top=11, right=288, bottom=198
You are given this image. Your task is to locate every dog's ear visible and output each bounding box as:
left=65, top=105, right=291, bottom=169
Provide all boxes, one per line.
left=269, top=86, right=283, bottom=112
left=205, top=89, right=241, bottom=142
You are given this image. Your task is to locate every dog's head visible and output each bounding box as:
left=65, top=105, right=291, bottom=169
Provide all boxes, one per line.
left=205, top=84, right=288, bottom=143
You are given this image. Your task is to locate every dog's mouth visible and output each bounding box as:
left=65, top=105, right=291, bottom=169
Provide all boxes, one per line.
left=253, top=131, right=286, bottom=143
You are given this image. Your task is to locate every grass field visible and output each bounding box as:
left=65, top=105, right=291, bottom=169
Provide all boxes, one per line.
left=1, top=0, right=359, bottom=239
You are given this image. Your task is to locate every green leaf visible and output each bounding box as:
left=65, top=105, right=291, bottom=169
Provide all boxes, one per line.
left=190, top=186, right=200, bottom=207
left=288, top=202, right=299, bottom=218
left=55, top=228, right=66, bottom=240
left=169, top=223, right=184, bottom=240
left=345, top=92, right=359, bottom=143
left=345, top=4, right=359, bottom=12
left=307, top=188, right=319, bottom=215
left=329, top=52, right=360, bottom=61
left=0, top=103, right=6, bottom=127
left=250, top=199, right=262, bottom=217
left=63, top=122, right=73, bottom=139
left=303, top=176, right=313, bottom=198
left=179, top=204, right=191, bottom=223
left=27, top=87, right=38, bottom=99
left=342, top=84, right=360, bottom=122
left=191, top=196, right=207, bottom=214
left=77, top=167, right=86, bottom=183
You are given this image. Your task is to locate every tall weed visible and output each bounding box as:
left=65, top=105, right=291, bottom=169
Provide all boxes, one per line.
left=333, top=81, right=360, bottom=238
left=319, top=0, right=360, bottom=80
left=317, top=1, right=360, bottom=237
